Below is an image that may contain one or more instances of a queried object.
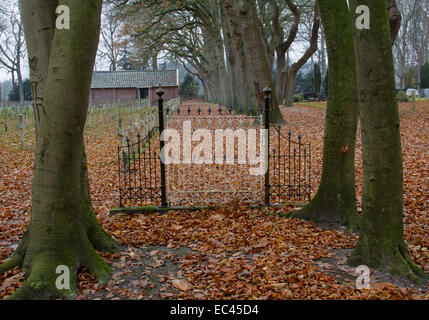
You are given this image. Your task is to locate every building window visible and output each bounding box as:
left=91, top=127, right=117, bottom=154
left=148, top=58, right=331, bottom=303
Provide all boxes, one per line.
left=139, top=88, right=149, bottom=99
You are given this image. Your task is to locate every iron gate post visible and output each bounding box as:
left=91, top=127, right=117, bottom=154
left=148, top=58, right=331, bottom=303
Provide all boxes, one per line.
left=118, top=145, right=122, bottom=208
left=157, top=87, right=168, bottom=207
left=263, top=87, right=271, bottom=205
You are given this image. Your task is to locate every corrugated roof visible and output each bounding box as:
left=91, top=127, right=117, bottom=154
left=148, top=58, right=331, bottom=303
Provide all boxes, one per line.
left=91, top=70, right=178, bottom=89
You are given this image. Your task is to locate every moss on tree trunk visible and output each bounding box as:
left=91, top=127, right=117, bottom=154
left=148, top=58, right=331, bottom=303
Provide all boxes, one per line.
left=0, top=0, right=117, bottom=300
left=347, top=0, right=427, bottom=283
left=290, top=0, right=360, bottom=231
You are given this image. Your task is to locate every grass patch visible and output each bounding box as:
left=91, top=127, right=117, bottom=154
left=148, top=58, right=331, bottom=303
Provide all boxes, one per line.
left=298, top=101, right=327, bottom=109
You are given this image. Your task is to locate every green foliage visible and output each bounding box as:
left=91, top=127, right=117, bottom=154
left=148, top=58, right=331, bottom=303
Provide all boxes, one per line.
left=295, top=63, right=323, bottom=95
left=179, top=74, right=200, bottom=99
left=397, top=91, right=409, bottom=102
left=404, top=67, right=415, bottom=89
left=294, top=93, right=303, bottom=102
left=421, top=62, right=429, bottom=88
left=295, top=69, right=313, bottom=93
left=8, top=79, right=32, bottom=102
left=313, top=63, right=322, bottom=94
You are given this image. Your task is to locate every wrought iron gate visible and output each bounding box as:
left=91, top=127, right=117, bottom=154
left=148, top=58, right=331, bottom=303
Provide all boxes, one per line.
left=117, top=87, right=311, bottom=208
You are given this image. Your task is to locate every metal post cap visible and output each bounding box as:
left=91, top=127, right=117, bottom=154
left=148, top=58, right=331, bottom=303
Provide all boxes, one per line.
left=156, top=84, right=164, bottom=97
left=263, top=87, right=272, bottom=97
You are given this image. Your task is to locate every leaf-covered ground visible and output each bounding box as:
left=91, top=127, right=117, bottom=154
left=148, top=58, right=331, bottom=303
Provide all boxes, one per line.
left=0, top=100, right=428, bottom=300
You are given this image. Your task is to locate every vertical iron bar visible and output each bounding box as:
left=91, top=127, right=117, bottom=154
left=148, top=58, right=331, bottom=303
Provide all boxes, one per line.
left=298, top=135, right=302, bottom=199
left=308, top=143, right=312, bottom=201
left=277, top=125, right=281, bottom=203
left=263, top=87, right=271, bottom=205
left=118, top=146, right=122, bottom=207
left=127, top=136, right=131, bottom=202
left=293, top=147, right=296, bottom=201
left=288, top=131, right=292, bottom=198
left=157, top=87, right=168, bottom=207
left=304, top=147, right=307, bottom=201
left=137, top=133, right=142, bottom=198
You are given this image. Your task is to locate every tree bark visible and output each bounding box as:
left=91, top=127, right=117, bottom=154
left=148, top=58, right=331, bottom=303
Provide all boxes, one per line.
left=20, top=0, right=57, bottom=135
left=237, top=0, right=284, bottom=123
left=284, top=4, right=320, bottom=106
left=347, top=0, right=427, bottom=282
left=220, top=0, right=240, bottom=108
left=0, top=0, right=117, bottom=300
left=209, top=0, right=231, bottom=107
left=387, top=0, right=401, bottom=44
left=290, top=0, right=360, bottom=230
left=319, top=30, right=327, bottom=95
left=17, top=55, right=24, bottom=103
left=151, top=51, right=158, bottom=70
left=221, top=0, right=253, bottom=110
left=275, top=0, right=300, bottom=102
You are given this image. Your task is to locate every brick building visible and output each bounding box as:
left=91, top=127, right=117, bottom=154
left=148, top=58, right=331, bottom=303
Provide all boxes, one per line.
left=90, top=69, right=179, bottom=104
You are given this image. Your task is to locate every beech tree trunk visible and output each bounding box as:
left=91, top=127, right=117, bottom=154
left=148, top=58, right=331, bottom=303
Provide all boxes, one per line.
left=210, top=0, right=231, bottom=107
left=220, top=0, right=240, bottom=108
left=291, top=0, right=405, bottom=230
left=347, top=0, right=427, bottom=282
left=275, top=0, right=300, bottom=103
left=17, top=58, right=24, bottom=103
left=387, top=0, right=401, bottom=44
left=319, top=31, right=327, bottom=95
left=276, top=51, right=287, bottom=103
left=284, top=4, right=320, bottom=106
left=221, top=0, right=253, bottom=110
left=152, top=51, right=158, bottom=70
left=236, top=0, right=284, bottom=123
left=0, top=0, right=117, bottom=300
left=291, top=0, right=360, bottom=230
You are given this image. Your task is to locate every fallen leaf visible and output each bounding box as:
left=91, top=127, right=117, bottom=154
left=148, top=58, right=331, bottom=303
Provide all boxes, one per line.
left=172, top=279, right=191, bottom=291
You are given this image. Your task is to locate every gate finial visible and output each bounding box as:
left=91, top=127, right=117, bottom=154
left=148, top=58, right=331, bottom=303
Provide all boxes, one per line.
left=263, top=86, right=272, bottom=97
left=156, top=84, right=164, bottom=98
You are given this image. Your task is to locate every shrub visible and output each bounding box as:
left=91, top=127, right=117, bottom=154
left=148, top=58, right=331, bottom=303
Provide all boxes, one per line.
left=293, top=94, right=303, bottom=102
left=397, top=91, right=409, bottom=102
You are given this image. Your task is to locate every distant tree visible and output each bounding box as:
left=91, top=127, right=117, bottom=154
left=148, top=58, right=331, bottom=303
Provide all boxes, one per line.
left=98, top=2, right=123, bottom=71
left=8, top=78, right=31, bottom=101
left=420, top=62, right=429, bottom=88
left=393, top=0, right=428, bottom=89
left=0, top=1, right=26, bottom=103
left=117, top=43, right=149, bottom=71
left=117, top=45, right=133, bottom=70
left=180, top=73, right=200, bottom=99
left=404, top=66, right=416, bottom=88
left=295, top=69, right=313, bottom=93
left=313, top=62, right=321, bottom=94
left=284, top=3, right=320, bottom=106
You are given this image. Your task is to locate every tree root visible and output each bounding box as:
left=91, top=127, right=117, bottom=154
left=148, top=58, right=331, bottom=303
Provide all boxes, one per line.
left=0, top=255, right=23, bottom=275
left=280, top=197, right=361, bottom=233
left=83, top=244, right=112, bottom=286
left=348, top=242, right=429, bottom=285
left=3, top=244, right=112, bottom=300
left=0, top=232, right=27, bottom=274
left=86, top=222, right=119, bottom=254
left=1, top=230, right=115, bottom=300
left=7, top=252, right=78, bottom=300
